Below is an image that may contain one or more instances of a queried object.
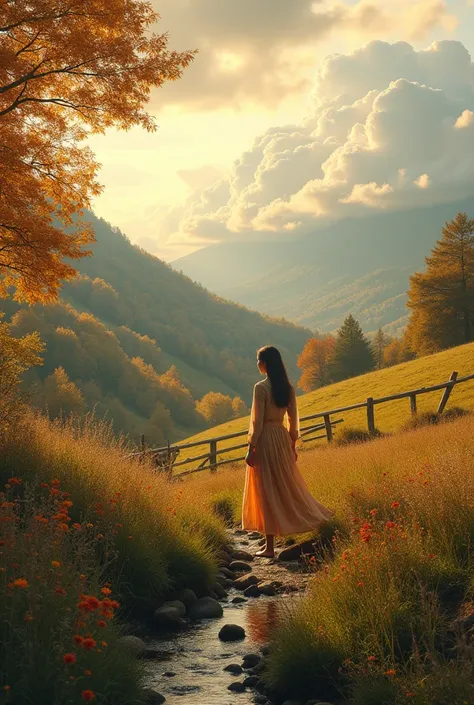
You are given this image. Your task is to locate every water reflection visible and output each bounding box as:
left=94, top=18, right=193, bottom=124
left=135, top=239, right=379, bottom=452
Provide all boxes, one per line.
left=245, top=595, right=296, bottom=644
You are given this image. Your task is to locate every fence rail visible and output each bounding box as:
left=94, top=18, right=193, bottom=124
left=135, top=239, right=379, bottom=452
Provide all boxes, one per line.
left=130, top=370, right=474, bottom=478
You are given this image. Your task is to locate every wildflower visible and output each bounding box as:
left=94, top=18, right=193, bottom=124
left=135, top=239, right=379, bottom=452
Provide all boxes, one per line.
left=58, top=523, right=69, bottom=532
left=82, top=638, right=97, bottom=651
left=385, top=521, right=397, bottom=530
left=367, top=655, right=377, bottom=662
left=128, top=535, right=133, bottom=540
left=82, top=690, right=95, bottom=702
left=63, top=653, right=76, bottom=665
left=391, top=502, right=400, bottom=509
left=405, top=693, right=415, bottom=698
left=40, top=482, right=49, bottom=488
left=427, top=553, right=437, bottom=560
left=84, top=670, right=92, bottom=676
left=73, top=635, right=84, bottom=645
left=385, top=669, right=396, bottom=677
left=3, top=685, right=11, bottom=692
left=24, top=612, right=34, bottom=622
left=357, top=581, right=364, bottom=587
left=101, top=587, right=112, bottom=596
left=7, top=477, right=21, bottom=486
left=55, top=587, right=67, bottom=596
left=51, top=479, right=60, bottom=486
left=51, top=561, right=61, bottom=568
left=360, top=522, right=373, bottom=543
left=370, top=509, right=378, bottom=516
left=101, top=641, right=108, bottom=647
left=97, top=620, right=106, bottom=628
left=35, top=515, right=49, bottom=524
left=12, top=578, right=28, bottom=589
left=96, top=533, right=104, bottom=540
left=73, top=523, right=82, bottom=530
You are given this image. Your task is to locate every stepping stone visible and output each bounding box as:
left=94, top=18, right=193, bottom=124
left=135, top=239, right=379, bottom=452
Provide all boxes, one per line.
left=242, top=653, right=261, bottom=668
left=232, top=596, right=247, bottom=604
left=212, top=582, right=227, bottom=599
left=162, top=600, right=186, bottom=617
left=219, top=567, right=236, bottom=580
left=244, top=584, right=260, bottom=598
left=234, top=529, right=248, bottom=535
left=249, top=532, right=262, bottom=540
left=244, top=675, right=260, bottom=687
left=153, top=606, right=186, bottom=630
left=234, top=574, right=259, bottom=590
left=224, top=663, right=243, bottom=674
left=189, top=597, right=223, bottom=620
left=215, top=573, right=228, bottom=586
left=167, top=588, right=197, bottom=608
left=118, top=635, right=147, bottom=656
left=232, top=549, right=254, bottom=562
left=230, top=560, right=253, bottom=573
left=219, top=624, right=246, bottom=642
left=218, top=550, right=233, bottom=563
left=164, top=672, right=176, bottom=677
left=257, top=581, right=276, bottom=596
left=142, top=689, right=166, bottom=705
left=278, top=540, right=317, bottom=562
left=228, top=682, right=246, bottom=692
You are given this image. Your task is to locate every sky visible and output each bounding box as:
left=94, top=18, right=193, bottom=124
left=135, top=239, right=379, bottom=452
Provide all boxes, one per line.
left=88, top=0, right=474, bottom=261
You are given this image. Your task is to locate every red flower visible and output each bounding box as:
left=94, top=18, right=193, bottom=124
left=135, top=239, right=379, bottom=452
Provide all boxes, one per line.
left=63, top=653, right=76, bottom=665
left=97, top=620, right=106, bottom=628
left=391, top=502, right=400, bottom=509
left=73, top=635, right=84, bottom=645
left=82, top=638, right=97, bottom=651
left=385, top=669, right=396, bottom=677
left=82, top=690, right=95, bottom=702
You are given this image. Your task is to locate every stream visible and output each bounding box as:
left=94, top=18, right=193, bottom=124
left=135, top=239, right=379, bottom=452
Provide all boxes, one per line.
left=144, top=593, right=299, bottom=704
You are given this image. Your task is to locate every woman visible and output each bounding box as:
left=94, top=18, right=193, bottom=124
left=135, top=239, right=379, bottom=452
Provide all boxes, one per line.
left=242, top=345, right=333, bottom=558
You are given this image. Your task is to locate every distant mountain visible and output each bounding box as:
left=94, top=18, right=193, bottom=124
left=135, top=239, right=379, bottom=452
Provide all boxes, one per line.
left=3, top=212, right=311, bottom=444
left=173, top=198, right=474, bottom=336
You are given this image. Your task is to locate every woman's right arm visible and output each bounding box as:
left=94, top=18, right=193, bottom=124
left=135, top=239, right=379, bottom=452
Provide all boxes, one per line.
left=247, top=384, right=265, bottom=464
left=287, top=386, right=300, bottom=458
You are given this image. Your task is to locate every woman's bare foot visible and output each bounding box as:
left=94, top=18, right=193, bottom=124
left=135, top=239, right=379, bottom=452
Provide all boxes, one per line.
left=255, top=548, right=275, bottom=558
left=256, top=534, right=275, bottom=558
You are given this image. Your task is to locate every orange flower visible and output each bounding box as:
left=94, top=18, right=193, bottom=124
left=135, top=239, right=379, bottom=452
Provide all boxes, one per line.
left=367, top=655, right=377, bottom=662
left=3, top=685, right=11, bottom=692
left=55, top=587, right=67, bottom=596
left=101, top=587, right=112, bottom=596
left=51, top=561, right=61, bottom=568
left=24, top=612, right=34, bottom=622
left=82, top=690, right=95, bottom=702
left=51, top=479, right=61, bottom=486
left=35, top=515, right=49, bottom=524
left=40, top=482, right=49, bottom=488
left=63, top=653, right=76, bottom=665
left=405, top=693, right=415, bottom=698
left=391, top=502, right=400, bottom=509
left=97, top=620, right=106, bottom=628
left=84, top=670, right=92, bottom=676
left=13, top=578, right=28, bottom=589
left=73, top=635, right=84, bottom=645
left=96, top=533, right=104, bottom=540
left=101, top=641, right=108, bottom=647
left=370, top=509, right=378, bottom=516
left=8, top=477, right=22, bottom=485
left=82, top=638, right=97, bottom=651
left=385, top=669, right=396, bottom=677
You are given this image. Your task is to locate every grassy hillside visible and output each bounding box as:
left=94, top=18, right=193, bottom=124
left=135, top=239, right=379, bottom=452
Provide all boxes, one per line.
left=175, top=343, right=474, bottom=469
left=175, top=197, right=474, bottom=335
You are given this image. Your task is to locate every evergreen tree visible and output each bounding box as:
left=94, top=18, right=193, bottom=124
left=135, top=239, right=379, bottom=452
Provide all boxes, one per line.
left=331, top=315, right=375, bottom=381
left=406, top=212, right=474, bottom=354
left=371, top=328, right=391, bottom=370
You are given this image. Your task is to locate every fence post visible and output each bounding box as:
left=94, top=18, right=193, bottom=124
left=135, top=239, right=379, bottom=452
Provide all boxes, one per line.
left=209, top=439, right=217, bottom=472
left=140, top=434, right=145, bottom=452
left=367, top=398, right=375, bottom=435
left=437, top=371, right=458, bottom=414
left=409, top=393, right=417, bottom=415
left=323, top=414, right=333, bottom=443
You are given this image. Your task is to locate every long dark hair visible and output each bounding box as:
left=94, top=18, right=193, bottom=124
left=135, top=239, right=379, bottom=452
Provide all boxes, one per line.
left=258, top=345, right=292, bottom=408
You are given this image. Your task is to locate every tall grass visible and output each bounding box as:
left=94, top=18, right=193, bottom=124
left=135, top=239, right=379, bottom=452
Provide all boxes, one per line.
left=0, top=413, right=225, bottom=608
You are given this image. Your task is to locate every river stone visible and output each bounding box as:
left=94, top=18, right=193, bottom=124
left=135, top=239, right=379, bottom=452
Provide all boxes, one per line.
left=168, top=588, right=197, bottom=609
left=219, top=624, right=246, bottom=642
left=244, top=584, right=260, bottom=598
left=228, top=682, right=246, bottom=692
left=243, top=675, right=260, bottom=688
left=212, top=581, right=227, bottom=599
left=257, top=580, right=277, bottom=596
left=189, top=596, right=223, bottom=620
left=260, top=645, right=271, bottom=656
left=218, top=550, right=233, bottom=563
left=249, top=532, right=262, bottom=540
left=282, top=701, right=304, bottom=705
left=230, top=560, right=253, bottom=573
left=278, top=540, right=316, bottom=562
left=142, top=689, right=166, bottom=704
left=162, top=600, right=186, bottom=617
left=219, top=567, right=236, bottom=580
left=118, top=635, right=147, bottom=656
left=224, top=663, right=243, bottom=674
left=232, top=596, right=247, bottom=604
left=234, top=573, right=259, bottom=590
left=254, top=696, right=268, bottom=704
left=215, top=573, right=227, bottom=586
left=234, top=529, right=248, bottom=535
left=249, top=661, right=266, bottom=675
left=153, top=606, right=186, bottom=630
left=242, top=653, right=261, bottom=668
left=232, top=549, right=254, bottom=562
left=163, top=672, right=176, bottom=678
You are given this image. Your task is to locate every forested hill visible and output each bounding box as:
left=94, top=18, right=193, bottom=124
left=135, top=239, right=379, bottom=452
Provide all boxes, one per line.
left=2, top=213, right=310, bottom=445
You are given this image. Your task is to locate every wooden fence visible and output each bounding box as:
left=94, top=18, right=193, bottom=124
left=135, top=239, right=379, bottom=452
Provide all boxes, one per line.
left=131, top=370, right=474, bottom=478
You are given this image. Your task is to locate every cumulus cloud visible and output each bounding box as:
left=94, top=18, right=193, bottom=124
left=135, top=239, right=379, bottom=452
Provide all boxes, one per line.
left=166, top=40, right=474, bottom=244
left=152, top=0, right=456, bottom=109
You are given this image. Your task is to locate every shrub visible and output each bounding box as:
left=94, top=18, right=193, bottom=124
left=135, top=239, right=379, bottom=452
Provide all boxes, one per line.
left=0, top=479, right=144, bottom=704
left=403, top=407, right=470, bottom=432
left=336, top=427, right=382, bottom=446
left=212, top=494, right=235, bottom=527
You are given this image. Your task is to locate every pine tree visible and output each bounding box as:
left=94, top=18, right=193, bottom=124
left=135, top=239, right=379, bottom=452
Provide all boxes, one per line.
left=371, top=328, right=391, bottom=370
left=406, top=212, right=474, bottom=354
left=331, top=315, right=375, bottom=381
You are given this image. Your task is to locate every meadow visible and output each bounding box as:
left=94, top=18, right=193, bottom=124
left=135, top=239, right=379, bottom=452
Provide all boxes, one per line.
left=179, top=411, right=474, bottom=703
left=173, top=342, right=474, bottom=472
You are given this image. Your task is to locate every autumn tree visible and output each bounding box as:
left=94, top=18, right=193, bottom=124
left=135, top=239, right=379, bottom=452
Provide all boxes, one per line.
left=406, top=213, right=474, bottom=355
left=0, top=0, right=194, bottom=303
left=371, top=328, right=392, bottom=370
left=41, top=367, right=86, bottom=418
left=196, top=392, right=237, bottom=426
left=331, top=315, right=375, bottom=382
left=297, top=336, right=336, bottom=392
left=232, top=397, right=249, bottom=419
left=0, top=313, right=43, bottom=433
